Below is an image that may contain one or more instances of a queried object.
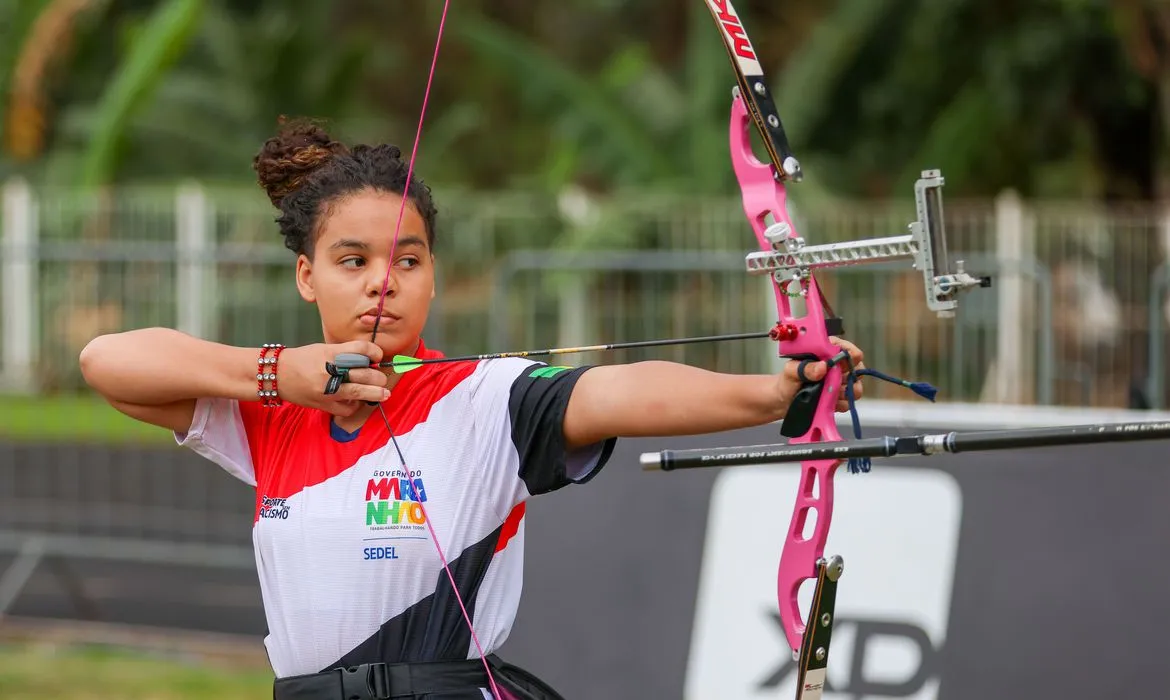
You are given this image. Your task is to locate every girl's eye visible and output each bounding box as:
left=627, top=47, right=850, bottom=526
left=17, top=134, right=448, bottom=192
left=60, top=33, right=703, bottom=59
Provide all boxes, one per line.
left=341, top=257, right=365, bottom=269
left=398, top=257, right=419, bottom=269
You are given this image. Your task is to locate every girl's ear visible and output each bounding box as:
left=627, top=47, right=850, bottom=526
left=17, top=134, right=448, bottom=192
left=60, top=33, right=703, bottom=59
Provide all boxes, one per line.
left=295, top=254, right=317, bottom=303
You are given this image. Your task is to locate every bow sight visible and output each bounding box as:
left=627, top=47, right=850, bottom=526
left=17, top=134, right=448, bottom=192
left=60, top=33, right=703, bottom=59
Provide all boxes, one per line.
left=745, top=166, right=992, bottom=319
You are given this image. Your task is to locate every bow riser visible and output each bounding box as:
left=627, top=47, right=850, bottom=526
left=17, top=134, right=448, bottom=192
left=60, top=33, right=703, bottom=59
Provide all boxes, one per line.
left=730, top=92, right=844, bottom=659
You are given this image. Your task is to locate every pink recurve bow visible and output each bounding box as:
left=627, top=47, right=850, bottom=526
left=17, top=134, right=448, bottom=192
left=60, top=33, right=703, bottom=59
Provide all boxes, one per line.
left=653, top=1, right=988, bottom=697
left=641, top=4, right=1170, bottom=700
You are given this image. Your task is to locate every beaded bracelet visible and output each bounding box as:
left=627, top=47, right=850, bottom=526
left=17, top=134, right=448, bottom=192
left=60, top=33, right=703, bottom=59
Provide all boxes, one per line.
left=257, top=343, right=285, bottom=407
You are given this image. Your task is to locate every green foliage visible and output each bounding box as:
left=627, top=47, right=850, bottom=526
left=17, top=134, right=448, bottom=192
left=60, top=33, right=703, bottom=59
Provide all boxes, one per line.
left=783, top=0, right=1161, bottom=199
left=453, top=16, right=673, bottom=187
left=81, top=0, right=204, bottom=188
left=1, top=0, right=1167, bottom=206
left=0, top=1, right=54, bottom=111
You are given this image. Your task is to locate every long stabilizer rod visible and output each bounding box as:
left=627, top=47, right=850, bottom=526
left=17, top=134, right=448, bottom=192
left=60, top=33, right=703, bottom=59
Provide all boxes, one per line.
left=640, top=420, right=1170, bottom=471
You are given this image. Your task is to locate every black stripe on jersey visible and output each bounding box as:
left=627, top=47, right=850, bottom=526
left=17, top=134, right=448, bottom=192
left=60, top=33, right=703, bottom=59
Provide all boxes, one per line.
left=507, top=364, right=616, bottom=495
left=323, top=523, right=501, bottom=671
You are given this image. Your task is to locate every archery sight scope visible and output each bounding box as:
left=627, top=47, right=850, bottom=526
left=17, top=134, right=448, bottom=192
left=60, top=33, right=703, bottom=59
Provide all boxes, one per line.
left=744, top=169, right=992, bottom=318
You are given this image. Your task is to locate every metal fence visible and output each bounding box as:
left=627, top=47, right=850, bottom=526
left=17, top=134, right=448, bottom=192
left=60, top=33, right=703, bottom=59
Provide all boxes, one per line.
left=3, top=178, right=1169, bottom=406
left=2, top=178, right=1170, bottom=630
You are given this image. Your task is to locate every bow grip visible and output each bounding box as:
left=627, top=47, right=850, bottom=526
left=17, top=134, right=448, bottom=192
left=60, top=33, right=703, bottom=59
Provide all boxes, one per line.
left=779, top=351, right=851, bottom=438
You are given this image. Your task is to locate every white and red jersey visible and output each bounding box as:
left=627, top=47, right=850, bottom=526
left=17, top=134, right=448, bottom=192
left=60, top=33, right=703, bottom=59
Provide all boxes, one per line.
left=174, top=339, right=615, bottom=679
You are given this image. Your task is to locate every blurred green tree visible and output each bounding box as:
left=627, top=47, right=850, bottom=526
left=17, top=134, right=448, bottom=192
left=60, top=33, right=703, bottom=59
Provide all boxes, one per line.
left=2, top=0, right=1168, bottom=202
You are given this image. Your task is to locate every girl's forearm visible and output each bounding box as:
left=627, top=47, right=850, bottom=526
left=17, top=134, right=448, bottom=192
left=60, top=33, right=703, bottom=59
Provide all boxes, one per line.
left=566, top=361, right=787, bottom=445
left=80, top=328, right=259, bottom=406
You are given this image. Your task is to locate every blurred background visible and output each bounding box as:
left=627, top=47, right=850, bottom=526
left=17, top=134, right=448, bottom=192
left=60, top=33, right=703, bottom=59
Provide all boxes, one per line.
left=2, top=1, right=1170, bottom=698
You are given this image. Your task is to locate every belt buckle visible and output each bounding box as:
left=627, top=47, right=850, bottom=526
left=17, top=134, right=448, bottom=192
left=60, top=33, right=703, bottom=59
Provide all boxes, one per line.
left=339, top=663, right=390, bottom=700
left=368, top=663, right=390, bottom=699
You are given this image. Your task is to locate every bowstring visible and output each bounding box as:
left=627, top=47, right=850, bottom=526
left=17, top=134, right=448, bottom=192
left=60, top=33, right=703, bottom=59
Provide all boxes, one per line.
left=366, top=3, right=503, bottom=697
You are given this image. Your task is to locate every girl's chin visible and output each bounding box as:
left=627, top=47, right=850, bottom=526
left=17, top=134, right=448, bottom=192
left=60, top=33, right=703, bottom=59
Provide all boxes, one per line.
left=322, top=324, right=417, bottom=355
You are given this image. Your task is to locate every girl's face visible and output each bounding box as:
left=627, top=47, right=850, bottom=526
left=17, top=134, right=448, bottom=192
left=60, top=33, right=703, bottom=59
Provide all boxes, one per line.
left=294, top=189, right=435, bottom=356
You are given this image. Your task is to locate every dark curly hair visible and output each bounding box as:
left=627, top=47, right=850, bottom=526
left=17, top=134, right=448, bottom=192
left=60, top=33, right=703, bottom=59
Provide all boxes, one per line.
left=252, top=117, right=438, bottom=256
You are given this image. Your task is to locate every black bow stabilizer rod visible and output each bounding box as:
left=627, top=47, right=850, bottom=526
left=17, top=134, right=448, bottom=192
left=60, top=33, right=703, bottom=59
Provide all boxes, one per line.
left=640, top=420, right=1170, bottom=471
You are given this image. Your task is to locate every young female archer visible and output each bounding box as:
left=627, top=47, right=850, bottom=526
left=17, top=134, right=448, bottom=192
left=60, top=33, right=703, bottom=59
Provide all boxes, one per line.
left=79, top=120, right=867, bottom=700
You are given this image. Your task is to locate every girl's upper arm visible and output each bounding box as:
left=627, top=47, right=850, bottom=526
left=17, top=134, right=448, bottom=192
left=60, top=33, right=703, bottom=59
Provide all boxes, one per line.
left=109, top=399, right=198, bottom=435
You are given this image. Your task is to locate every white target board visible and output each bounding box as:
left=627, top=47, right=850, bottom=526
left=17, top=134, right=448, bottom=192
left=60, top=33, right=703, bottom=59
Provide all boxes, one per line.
left=685, top=464, right=963, bottom=700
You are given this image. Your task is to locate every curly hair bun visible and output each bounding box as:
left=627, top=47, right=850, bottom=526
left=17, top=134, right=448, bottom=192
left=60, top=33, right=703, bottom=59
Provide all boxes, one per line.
left=253, top=117, right=349, bottom=208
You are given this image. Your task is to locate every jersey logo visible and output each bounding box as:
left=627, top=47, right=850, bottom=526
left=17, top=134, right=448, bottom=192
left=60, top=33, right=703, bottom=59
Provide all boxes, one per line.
left=365, top=470, right=429, bottom=535
left=529, top=365, right=573, bottom=379
left=258, top=495, right=291, bottom=520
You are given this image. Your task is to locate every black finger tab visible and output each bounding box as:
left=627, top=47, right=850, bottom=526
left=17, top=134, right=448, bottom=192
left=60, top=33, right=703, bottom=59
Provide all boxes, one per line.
left=333, top=353, right=373, bottom=369
left=325, top=353, right=380, bottom=406
left=324, top=353, right=372, bottom=396
left=323, top=363, right=348, bottom=395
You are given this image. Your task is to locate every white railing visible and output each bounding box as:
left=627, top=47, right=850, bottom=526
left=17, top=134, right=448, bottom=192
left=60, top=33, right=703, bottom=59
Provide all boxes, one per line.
left=3, top=177, right=1169, bottom=407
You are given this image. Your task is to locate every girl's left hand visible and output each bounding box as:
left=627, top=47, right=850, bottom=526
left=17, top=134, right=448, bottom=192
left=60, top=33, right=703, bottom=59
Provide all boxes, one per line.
left=777, top=336, right=866, bottom=414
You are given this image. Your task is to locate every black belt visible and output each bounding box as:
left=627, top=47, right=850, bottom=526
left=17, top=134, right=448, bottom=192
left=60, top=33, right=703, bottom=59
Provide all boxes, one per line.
left=272, top=656, right=495, bottom=700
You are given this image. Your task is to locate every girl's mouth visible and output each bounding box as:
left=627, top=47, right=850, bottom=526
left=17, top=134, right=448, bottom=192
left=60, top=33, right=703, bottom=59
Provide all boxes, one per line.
left=359, top=312, right=401, bottom=328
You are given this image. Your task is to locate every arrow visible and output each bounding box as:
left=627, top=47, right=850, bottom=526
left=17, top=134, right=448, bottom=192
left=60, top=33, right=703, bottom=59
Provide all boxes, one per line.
left=383, top=330, right=773, bottom=373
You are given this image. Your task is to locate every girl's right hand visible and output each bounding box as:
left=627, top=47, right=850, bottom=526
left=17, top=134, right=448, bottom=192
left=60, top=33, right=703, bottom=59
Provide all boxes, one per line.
left=278, top=341, right=391, bottom=415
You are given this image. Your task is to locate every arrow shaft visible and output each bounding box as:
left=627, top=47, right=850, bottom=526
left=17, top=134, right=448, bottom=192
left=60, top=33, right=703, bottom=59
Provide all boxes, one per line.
left=380, top=331, right=772, bottom=368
